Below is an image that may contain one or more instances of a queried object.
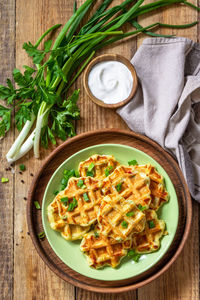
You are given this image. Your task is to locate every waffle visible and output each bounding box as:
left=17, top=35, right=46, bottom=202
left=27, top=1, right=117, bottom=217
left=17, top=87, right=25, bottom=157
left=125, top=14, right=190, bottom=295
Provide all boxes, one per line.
left=61, top=224, right=90, bottom=241
left=48, top=198, right=90, bottom=240
left=55, top=176, right=102, bottom=226
left=80, top=228, right=132, bottom=268
left=47, top=155, right=169, bottom=269
left=102, top=165, right=152, bottom=209
left=132, top=209, right=165, bottom=253
left=79, top=154, right=119, bottom=180
left=134, top=164, right=169, bottom=210
left=97, top=195, right=146, bottom=240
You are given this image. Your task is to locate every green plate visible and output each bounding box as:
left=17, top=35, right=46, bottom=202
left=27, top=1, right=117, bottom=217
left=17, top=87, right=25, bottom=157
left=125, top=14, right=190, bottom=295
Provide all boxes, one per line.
left=42, top=144, right=179, bottom=281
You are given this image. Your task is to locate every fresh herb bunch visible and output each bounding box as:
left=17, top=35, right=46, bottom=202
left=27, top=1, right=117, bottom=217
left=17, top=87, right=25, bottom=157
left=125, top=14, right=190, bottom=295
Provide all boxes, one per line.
left=0, top=0, right=199, bottom=163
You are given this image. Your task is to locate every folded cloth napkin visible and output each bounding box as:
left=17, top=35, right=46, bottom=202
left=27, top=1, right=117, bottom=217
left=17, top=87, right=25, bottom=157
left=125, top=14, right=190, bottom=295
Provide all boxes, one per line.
left=117, top=37, right=200, bottom=202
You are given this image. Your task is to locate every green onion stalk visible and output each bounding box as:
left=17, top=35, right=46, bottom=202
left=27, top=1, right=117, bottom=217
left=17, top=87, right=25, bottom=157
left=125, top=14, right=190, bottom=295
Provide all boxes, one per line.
left=2, top=0, right=200, bottom=163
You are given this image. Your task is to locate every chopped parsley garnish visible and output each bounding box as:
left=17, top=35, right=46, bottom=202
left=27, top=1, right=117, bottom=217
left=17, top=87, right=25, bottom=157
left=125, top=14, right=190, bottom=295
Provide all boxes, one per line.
left=61, top=197, right=69, bottom=205
left=121, top=220, right=128, bottom=228
left=148, top=220, right=155, bottom=229
left=67, top=197, right=78, bottom=211
left=60, top=215, right=68, bottom=220
left=1, top=177, right=9, bottom=183
left=128, top=160, right=138, bottom=166
left=77, top=179, right=84, bottom=187
left=138, top=204, right=146, bottom=211
left=34, top=201, right=41, bottom=209
left=116, top=182, right=123, bottom=192
left=126, top=211, right=134, bottom=217
left=105, top=166, right=113, bottom=177
left=83, top=192, right=89, bottom=202
left=86, top=170, right=94, bottom=177
left=19, top=164, right=26, bottom=171
left=94, top=231, right=99, bottom=238
left=88, top=162, right=95, bottom=172
left=38, top=231, right=46, bottom=239
left=128, top=250, right=141, bottom=262
left=53, top=190, right=59, bottom=196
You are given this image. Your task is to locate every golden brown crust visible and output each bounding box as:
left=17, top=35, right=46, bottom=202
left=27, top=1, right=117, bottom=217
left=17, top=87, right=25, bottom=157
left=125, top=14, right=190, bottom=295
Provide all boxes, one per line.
left=80, top=228, right=132, bottom=269
left=55, top=176, right=102, bottom=226
left=79, top=154, right=119, bottom=180
left=132, top=209, right=165, bottom=253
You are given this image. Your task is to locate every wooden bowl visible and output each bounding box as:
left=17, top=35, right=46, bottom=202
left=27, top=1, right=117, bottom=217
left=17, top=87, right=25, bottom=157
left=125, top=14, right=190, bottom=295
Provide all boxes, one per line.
left=84, top=54, right=138, bottom=109
left=27, top=129, right=192, bottom=293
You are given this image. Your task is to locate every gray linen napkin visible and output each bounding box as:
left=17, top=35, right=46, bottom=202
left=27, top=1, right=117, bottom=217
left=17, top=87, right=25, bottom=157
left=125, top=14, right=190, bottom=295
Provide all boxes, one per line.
left=117, top=37, right=200, bottom=202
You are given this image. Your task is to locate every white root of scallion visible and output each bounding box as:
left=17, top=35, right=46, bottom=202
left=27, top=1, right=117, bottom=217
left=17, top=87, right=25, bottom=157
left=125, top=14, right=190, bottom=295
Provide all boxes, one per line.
left=33, top=101, right=50, bottom=159
left=6, top=130, right=35, bottom=163
left=33, top=115, right=43, bottom=159
left=6, top=113, right=36, bottom=162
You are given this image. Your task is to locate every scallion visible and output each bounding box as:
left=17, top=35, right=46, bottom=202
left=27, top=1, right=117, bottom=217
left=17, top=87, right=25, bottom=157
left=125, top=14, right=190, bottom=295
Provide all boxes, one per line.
left=105, top=166, right=113, bottom=177
left=61, top=197, right=69, bottom=204
left=128, top=250, right=141, bottom=262
left=148, top=220, right=155, bottom=229
left=94, top=231, right=99, bottom=238
left=83, top=192, right=89, bottom=202
left=19, top=164, right=26, bottom=171
left=121, top=220, right=128, bottom=228
left=38, top=231, right=46, bottom=239
left=88, top=162, right=95, bottom=172
left=86, top=170, right=94, bottom=177
left=138, top=204, right=146, bottom=211
left=1, top=177, right=9, bottom=183
left=126, top=211, right=134, bottom=217
left=67, top=197, right=78, bottom=211
left=34, top=201, right=41, bottom=209
left=116, top=182, right=123, bottom=192
left=128, top=160, right=138, bottom=166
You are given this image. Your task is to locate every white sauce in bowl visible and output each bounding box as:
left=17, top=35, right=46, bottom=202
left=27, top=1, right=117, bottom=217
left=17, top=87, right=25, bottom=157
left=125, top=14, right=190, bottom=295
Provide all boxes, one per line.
left=88, top=61, right=133, bottom=104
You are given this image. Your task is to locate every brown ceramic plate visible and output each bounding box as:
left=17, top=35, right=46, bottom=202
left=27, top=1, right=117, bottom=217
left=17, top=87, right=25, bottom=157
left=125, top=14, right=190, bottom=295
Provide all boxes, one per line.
left=27, top=129, right=191, bottom=293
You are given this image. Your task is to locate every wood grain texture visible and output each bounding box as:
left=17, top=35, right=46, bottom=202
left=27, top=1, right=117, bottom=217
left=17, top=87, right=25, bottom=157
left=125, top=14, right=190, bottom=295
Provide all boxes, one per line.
left=76, top=289, right=137, bottom=300
left=14, top=1, right=74, bottom=299
left=0, top=0, right=199, bottom=299
left=0, top=0, right=15, bottom=299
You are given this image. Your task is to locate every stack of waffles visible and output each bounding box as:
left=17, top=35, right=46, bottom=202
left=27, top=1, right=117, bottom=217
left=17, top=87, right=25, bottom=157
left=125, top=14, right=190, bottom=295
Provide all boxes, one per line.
left=48, top=154, right=168, bottom=269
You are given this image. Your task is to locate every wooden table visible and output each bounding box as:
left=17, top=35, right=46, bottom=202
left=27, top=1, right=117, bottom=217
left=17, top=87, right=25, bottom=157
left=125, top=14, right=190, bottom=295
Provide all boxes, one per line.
left=0, top=1, right=199, bottom=299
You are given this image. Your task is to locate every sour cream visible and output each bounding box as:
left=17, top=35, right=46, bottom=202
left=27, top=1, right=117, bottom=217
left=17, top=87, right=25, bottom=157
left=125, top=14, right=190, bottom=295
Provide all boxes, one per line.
left=88, top=60, right=133, bottom=104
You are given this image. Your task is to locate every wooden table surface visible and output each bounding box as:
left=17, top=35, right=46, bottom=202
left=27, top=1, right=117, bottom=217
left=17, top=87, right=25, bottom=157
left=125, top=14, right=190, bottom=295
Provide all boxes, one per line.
left=0, top=0, right=199, bottom=299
